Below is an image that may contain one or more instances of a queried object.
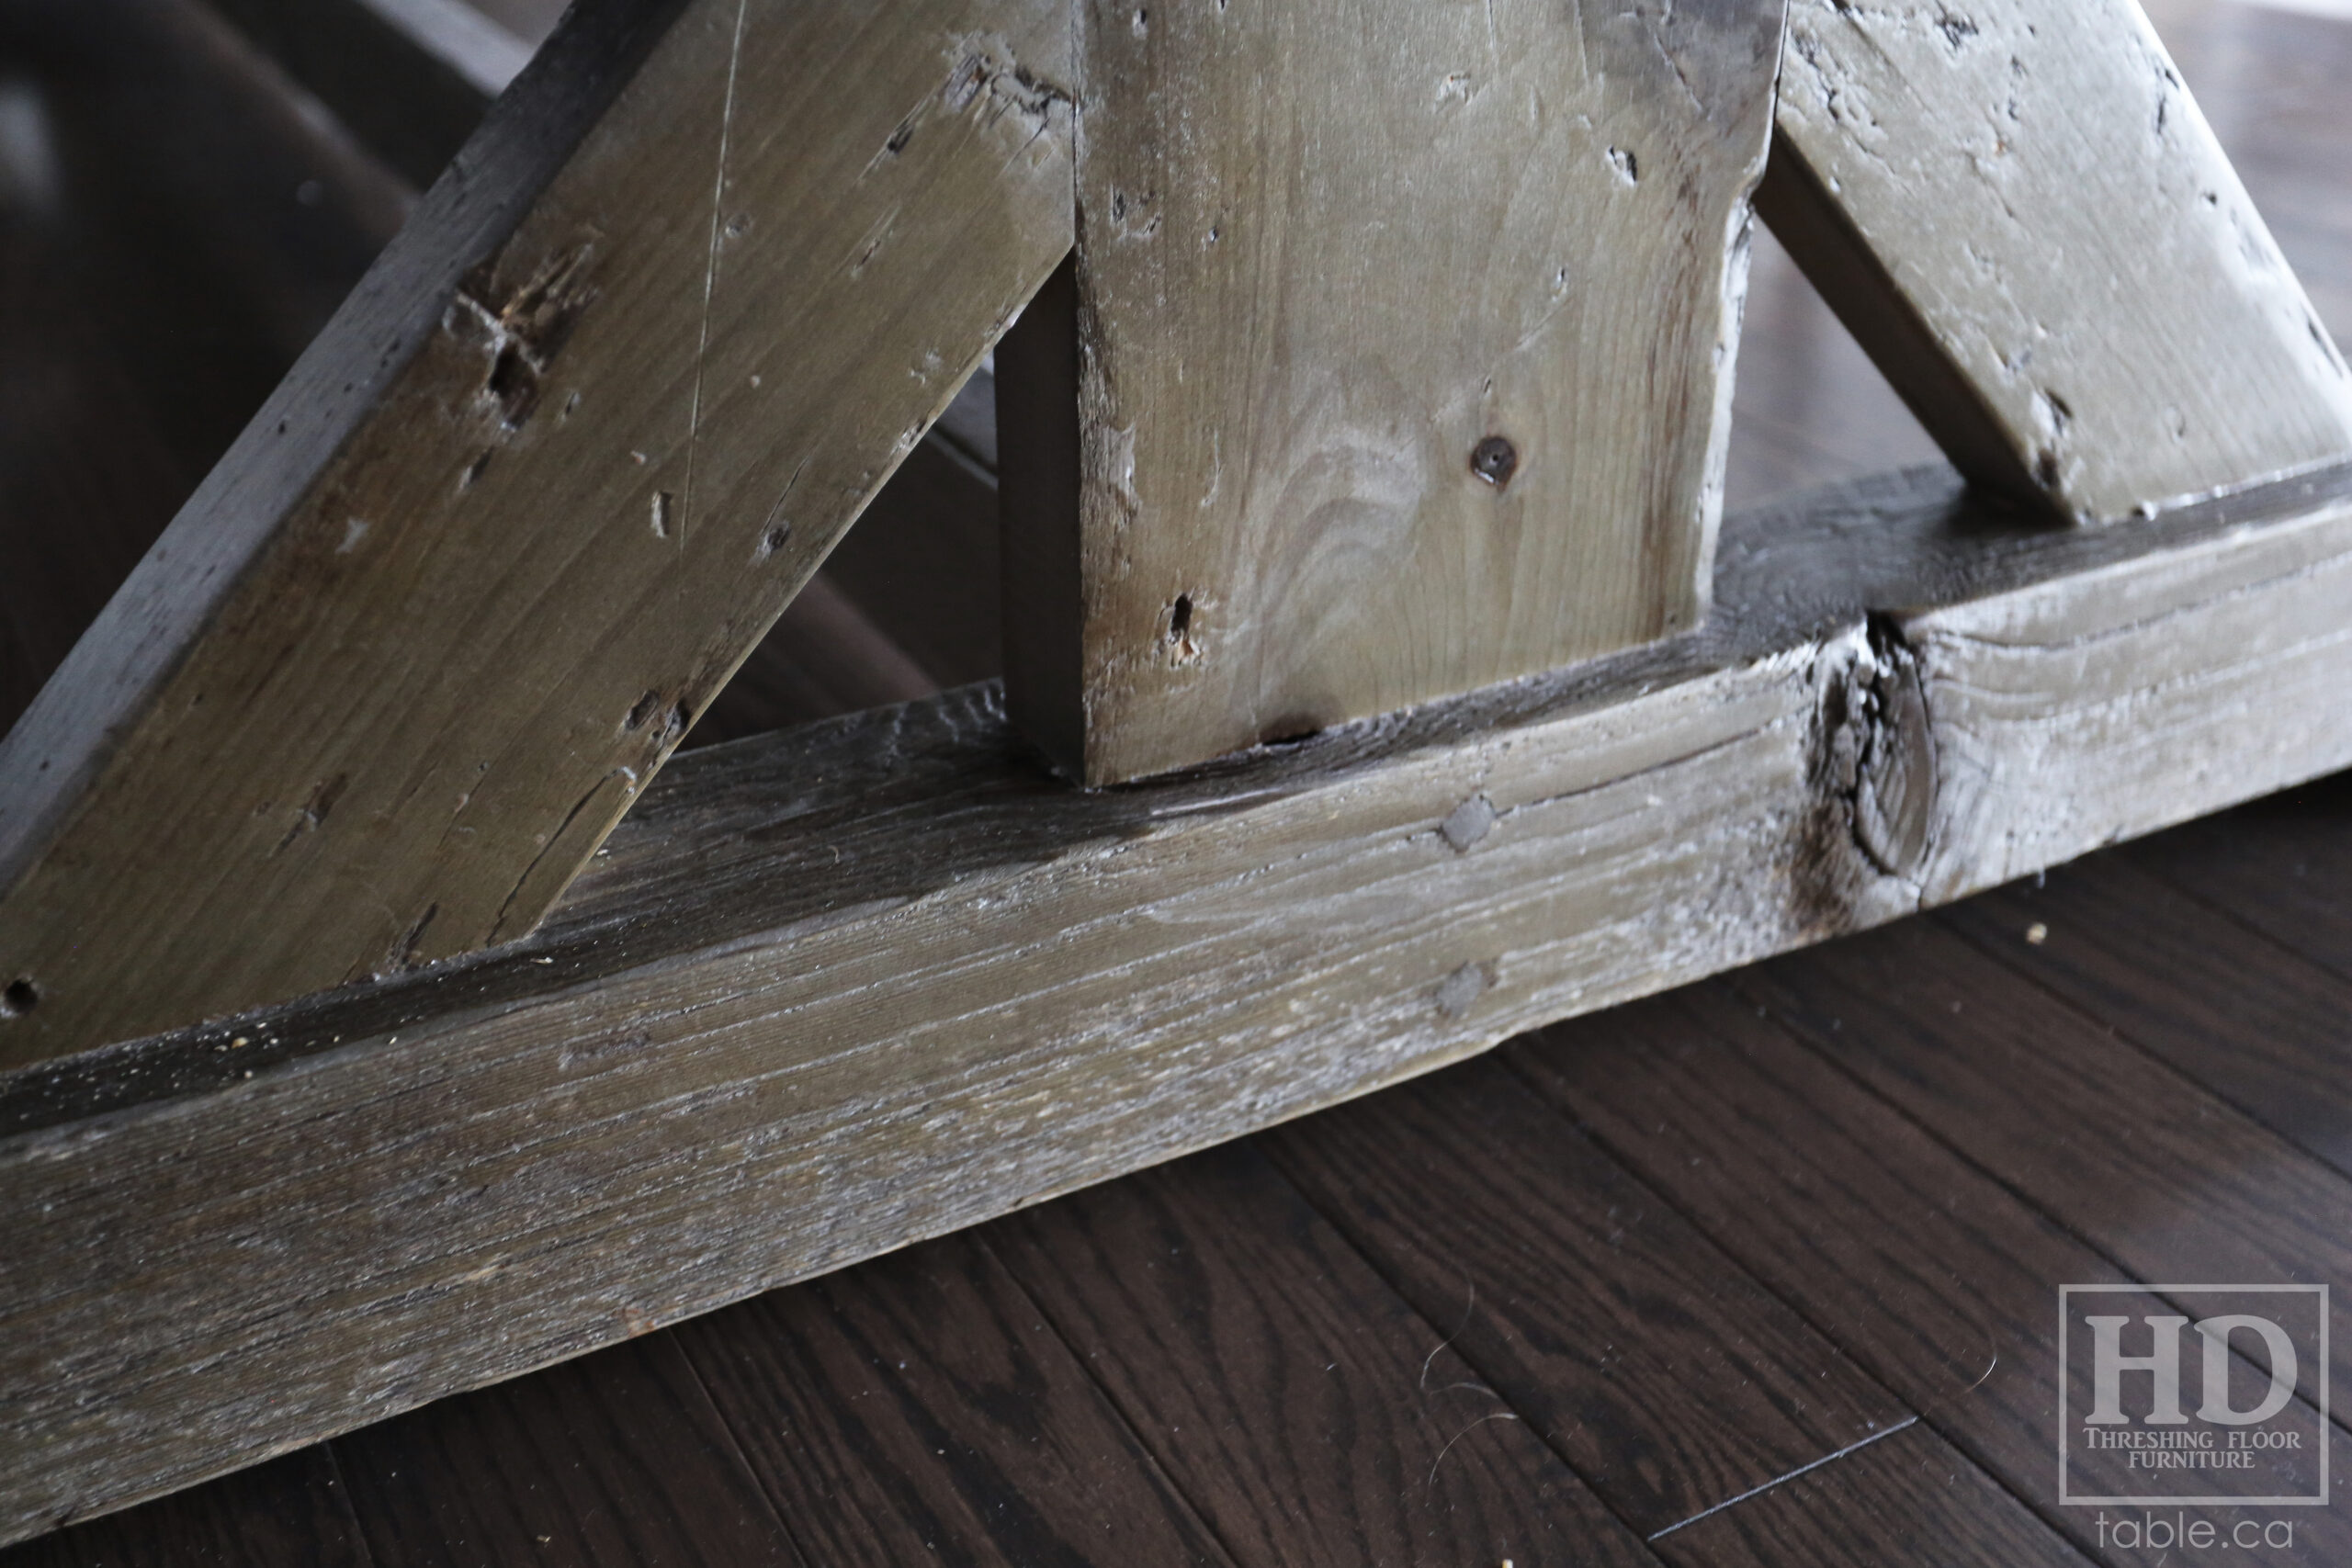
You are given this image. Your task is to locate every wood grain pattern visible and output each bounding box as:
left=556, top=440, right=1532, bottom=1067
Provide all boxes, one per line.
left=2130, top=771, right=2352, bottom=986
left=1942, top=852, right=2352, bottom=1183
left=986, top=1139, right=1665, bottom=1568
left=1510, top=983, right=2352, bottom=1563
left=1264, top=1055, right=1908, bottom=1538
left=1767, top=0, right=2352, bottom=521
left=7, top=463, right=2352, bottom=1540
left=1734, top=918, right=2352, bottom=1395
left=671, top=1234, right=1233, bottom=1568
left=1652, top=1423, right=2085, bottom=1568
left=334, top=1334, right=801, bottom=1568
left=0, top=1450, right=370, bottom=1568
left=0, top=0, right=1075, bottom=1069
left=1006, top=0, right=1786, bottom=783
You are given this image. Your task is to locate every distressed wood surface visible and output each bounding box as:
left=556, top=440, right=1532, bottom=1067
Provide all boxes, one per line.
left=1766, top=0, right=2352, bottom=521
left=6, top=461, right=2352, bottom=1539
left=1003, top=0, right=1785, bottom=784
left=0, top=0, right=1074, bottom=1070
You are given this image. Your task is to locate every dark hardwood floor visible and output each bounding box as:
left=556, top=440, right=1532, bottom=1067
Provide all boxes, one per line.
left=5, top=1, right=2350, bottom=1563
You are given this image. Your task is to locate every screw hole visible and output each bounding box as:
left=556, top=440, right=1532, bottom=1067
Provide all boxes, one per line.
left=1470, top=435, right=1519, bottom=489
left=2, top=978, right=38, bottom=1018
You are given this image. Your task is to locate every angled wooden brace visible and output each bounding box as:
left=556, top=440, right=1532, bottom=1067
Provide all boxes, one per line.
left=8, top=0, right=2352, bottom=1540
left=0, top=0, right=1073, bottom=1068
left=1763, top=0, right=2352, bottom=522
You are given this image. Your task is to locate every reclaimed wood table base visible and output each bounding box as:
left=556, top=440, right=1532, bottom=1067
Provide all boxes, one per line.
left=6, top=456, right=2352, bottom=1537
left=5, top=0, right=2352, bottom=1547
left=17, top=771, right=2352, bottom=1566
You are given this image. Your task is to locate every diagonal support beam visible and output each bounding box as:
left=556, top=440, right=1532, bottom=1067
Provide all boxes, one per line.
left=1764, top=0, right=2352, bottom=522
left=0, top=0, right=1074, bottom=1069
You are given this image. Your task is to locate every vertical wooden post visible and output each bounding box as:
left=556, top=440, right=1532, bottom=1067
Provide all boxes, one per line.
left=1001, top=0, right=1787, bottom=784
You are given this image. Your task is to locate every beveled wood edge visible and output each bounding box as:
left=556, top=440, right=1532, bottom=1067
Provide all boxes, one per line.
left=5, top=457, right=2352, bottom=1540
left=5, top=458, right=2348, bottom=1138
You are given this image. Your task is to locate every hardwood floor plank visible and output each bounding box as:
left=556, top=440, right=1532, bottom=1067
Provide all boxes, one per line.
left=1652, top=1423, right=2089, bottom=1568
left=1732, top=919, right=2352, bottom=1395
left=672, top=1232, right=1234, bottom=1568
left=2127, top=772, right=2352, bottom=984
left=1261, top=1056, right=1910, bottom=1539
left=0, top=1449, right=371, bottom=1568
left=986, top=1139, right=1664, bottom=1568
left=333, top=1333, right=799, bottom=1568
left=1507, top=983, right=2350, bottom=1563
left=1941, top=852, right=2352, bottom=1182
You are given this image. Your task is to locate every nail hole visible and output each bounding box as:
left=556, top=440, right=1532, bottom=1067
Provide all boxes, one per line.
left=2, top=977, right=38, bottom=1017
left=1166, top=593, right=1203, bottom=664
left=1470, top=435, right=1519, bottom=489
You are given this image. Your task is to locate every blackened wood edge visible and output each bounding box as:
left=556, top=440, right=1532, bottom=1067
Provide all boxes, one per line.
left=5, top=458, right=2352, bottom=1541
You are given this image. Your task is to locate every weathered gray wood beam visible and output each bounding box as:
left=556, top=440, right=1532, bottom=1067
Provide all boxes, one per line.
left=1765, top=0, right=2352, bottom=522
left=6, top=460, right=2351, bottom=1541
left=1002, top=0, right=1787, bottom=784
left=0, top=0, right=1074, bottom=1070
